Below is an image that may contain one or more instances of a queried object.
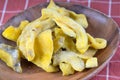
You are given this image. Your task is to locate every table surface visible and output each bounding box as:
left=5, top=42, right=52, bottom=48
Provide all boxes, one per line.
left=0, top=0, right=120, bottom=80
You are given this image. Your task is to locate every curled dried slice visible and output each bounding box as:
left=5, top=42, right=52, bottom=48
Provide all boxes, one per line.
left=53, top=16, right=88, bottom=53
left=47, top=0, right=88, bottom=28
left=53, top=51, right=85, bottom=71
left=41, top=8, right=88, bottom=53
left=2, top=20, right=29, bottom=42
left=68, top=11, right=88, bottom=28
left=17, top=19, right=55, bottom=61
left=58, top=23, right=76, bottom=38
left=2, top=26, right=21, bottom=42
left=19, top=20, right=29, bottom=30
left=47, top=0, right=59, bottom=10
left=87, top=33, right=107, bottom=49
left=53, top=28, right=76, bottom=53
left=47, top=0, right=69, bottom=16
left=32, top=29, right=58, bottom=72
left=0, top=43, right=22, bottom=73
left=59, top=62, right=75, bottom=76
left=77, top=48, right=97, bottom=59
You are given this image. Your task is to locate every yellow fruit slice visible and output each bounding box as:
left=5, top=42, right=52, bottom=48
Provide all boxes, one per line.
left=53, top=28, right=76, bottom=53
left=17, top=19, right=55, bottom=61
left=0, top=43, right=22, bottom=73
left=87, top=33, right=107, bottom=49
left=86, top=57, right=98, bottom=68
left=32, top=29, right=58, bottom=72
left=2, top=26, right=21, bottom=42
left=77, top=48, right=97, bottom=59
left=59, top=62, right=75, bottom=76
left=2, top=20, right=29, bottom=42
left=53, top=51, right=85, bottom=71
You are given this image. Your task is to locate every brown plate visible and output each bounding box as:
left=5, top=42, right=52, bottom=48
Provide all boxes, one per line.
left=0, top=2, right=119, bottom=80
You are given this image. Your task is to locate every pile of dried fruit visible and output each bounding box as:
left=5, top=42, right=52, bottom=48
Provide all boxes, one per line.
left=0, top=0, right=107, bottom=75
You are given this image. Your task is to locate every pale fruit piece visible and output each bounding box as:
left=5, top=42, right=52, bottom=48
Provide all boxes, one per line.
left=59, top=62, right=75, bottom=76
left=53, top=51, right=85, bottom=71
left=0, top=43, right=22, bottom=73
left=86, top=57, right=98, bottom=68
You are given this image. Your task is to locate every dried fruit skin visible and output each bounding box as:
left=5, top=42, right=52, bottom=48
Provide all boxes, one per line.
left=17, top=19, right=55, bottom=61
left=0, top=43, right=22, bottom=73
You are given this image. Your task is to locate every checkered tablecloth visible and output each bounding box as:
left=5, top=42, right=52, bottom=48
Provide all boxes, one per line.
left=0, top=0, right=120, bottom=80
